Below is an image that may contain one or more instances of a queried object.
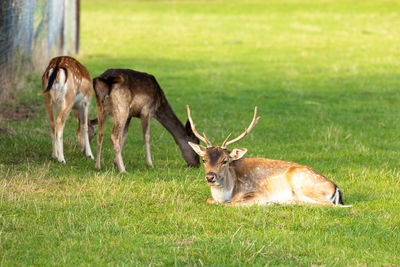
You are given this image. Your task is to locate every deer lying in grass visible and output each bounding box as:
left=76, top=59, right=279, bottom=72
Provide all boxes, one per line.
left=92, top=69, right=200, bottom=173
left=187, top=105, right=349, bottom=207
left=40, top=56, right=94, bottom=163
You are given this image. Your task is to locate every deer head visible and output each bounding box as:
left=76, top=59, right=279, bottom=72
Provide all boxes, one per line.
left=186, top=105, right=260, bottom=186
left=88, top=118, right=98, bottom=143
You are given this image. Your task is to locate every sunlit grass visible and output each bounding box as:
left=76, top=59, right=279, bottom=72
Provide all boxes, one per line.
left=1, top=0, right=400, bottom=265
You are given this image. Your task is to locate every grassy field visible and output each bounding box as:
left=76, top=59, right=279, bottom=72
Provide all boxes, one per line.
left=1, top=0, right=400, bottom=265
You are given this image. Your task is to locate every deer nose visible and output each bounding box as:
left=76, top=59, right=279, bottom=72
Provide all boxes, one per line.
left=205, top=172, right=217, bottom=183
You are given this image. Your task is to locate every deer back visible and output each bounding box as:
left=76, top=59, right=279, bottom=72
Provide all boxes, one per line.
left=93, top=69, right=165, bottom=117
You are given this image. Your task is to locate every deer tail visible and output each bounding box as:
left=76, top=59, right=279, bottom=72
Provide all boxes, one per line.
left=102, top=75, right=124, bottom=85
left=330, top=186, right=347, bottom=206
left=39, top=67, right=68, bottom=95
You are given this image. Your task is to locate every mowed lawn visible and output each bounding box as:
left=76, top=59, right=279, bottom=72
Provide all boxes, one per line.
left=1, top=0, right=400, bottom=265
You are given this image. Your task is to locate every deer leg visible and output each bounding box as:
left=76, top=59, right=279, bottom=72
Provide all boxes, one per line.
left=207, top=198, right=219, bottom=205
left=140, top=113, right=153, bottom=167
left=229, top=191, right=265, bottom=206
left=95, top=108, right=106, bottom=170
left=45, top=95, right=57, bottom=159
left=55, top=102, right=73, bottom=164
left=295, top=191, right=335, bottom=207
left=73, top=109, right=85, bottom=152
left=80, top=100, right=94, bottom=159
left=291, top=193, right=335, bottom=207
left=120, top=117, right=131, bottom=151
left=110, top=114, right=128, bottom=173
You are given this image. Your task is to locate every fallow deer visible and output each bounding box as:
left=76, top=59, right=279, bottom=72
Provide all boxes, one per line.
left=92, top=69, right=200, bottom=173
left=40, top=56, right=94, bottom=163
left=186, top=105, right=349, bottom=207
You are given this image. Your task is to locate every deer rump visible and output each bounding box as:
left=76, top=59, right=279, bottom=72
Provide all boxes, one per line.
left=42, top=67, right=68, bottom=94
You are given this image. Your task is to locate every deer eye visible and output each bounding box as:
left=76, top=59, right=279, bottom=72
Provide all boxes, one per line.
left=222, top=160, right=228, bottom=165
left=202, top=159, right=207, bottom=163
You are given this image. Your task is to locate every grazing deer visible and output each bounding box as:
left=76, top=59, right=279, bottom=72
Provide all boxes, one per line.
left=187, top=105, right=349, bottom=207
left=92, top=69, right=200, bottom=173
left=40, top=56, right=94, bottom=163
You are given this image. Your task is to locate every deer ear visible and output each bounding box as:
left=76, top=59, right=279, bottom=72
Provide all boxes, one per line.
left=185, top=119, right=191, bottom=134
left=185, top=119, right=193, bottom=134
left=188, top=142, right=206, bottom=157
left=229, top=148, right=247, bottom=160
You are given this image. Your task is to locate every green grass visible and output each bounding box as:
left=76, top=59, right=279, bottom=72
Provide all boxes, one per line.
left=1, top=0, right=400, bottom=265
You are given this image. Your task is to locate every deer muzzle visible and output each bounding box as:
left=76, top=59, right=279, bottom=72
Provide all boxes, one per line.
left=205, top=172, right=217, bottom=184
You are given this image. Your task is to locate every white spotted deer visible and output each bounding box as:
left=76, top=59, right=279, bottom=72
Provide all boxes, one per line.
left=187, top=105, right=350, bottom=207
left=92, top=69, right=200, bottom=173
left=40, top=56, right=94, bottom=163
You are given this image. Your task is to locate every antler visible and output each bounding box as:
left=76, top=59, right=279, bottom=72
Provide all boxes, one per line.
left=221, top=106, right=260, bottom=148
left=186, top=105, right=212, bottom=147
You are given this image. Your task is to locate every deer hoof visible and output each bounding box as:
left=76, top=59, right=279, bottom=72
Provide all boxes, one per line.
left=114, top=161, right=126, bottom=173
left=146, top=159, right=153, bottom=167
left=206, top=198, right=218, bottom=204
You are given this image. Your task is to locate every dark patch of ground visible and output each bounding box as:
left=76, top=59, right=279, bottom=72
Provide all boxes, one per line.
left=0, top=104, right=41, bottom=136
left=0, top=104, right=41, bottom=122
left=0, top=128, right=9, bottom=135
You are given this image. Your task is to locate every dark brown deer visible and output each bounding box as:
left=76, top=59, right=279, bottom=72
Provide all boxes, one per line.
left=40, top=56, right=94, bottom=163
left=187, top=105, right=350, bottom=207
left=92, top=69, right=200, bottom=172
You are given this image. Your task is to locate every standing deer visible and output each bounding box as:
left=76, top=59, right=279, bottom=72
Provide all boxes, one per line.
left=40, top=56, right=94, bottom=163
left=92, top=69, right=200, bottom=173
left=187, top=105, right=349, bottom=207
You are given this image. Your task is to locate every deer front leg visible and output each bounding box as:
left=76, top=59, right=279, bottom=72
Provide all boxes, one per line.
left=110, top=115, right=128, bottom=173
left=228, top=192, right=264, bottom=206
left=95, top=109, right=106, bottom=170
left=206, top=198, right=219, bottom=204
left=141, top=113, right=153, bottom=167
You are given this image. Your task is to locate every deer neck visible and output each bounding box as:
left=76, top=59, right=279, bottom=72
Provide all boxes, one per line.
left=210, top=167, right=235, bottom=203
left=155, top=100, right=188, bottom=141
left=154, top=100, right=196, bottom=163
